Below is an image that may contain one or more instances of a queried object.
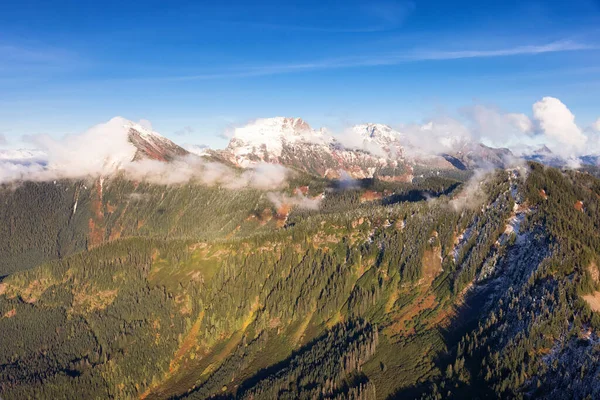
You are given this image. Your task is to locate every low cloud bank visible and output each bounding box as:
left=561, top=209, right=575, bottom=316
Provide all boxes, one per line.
left=122, top=156, right=289, bottom=188
left=333, top=126, right=389, bottom=158
left=32, top=117, right=136, bottom=179
left=327, top=97, right=600, bottom=161
left=449, top=169, right=492, bottom=211
left=266, top=192, right=322, bottom=212
left=2, top=96, right=599, bottom=186
left=449, top=159, right=529, bottom=211
left=0, top=117, right=290, bottom=190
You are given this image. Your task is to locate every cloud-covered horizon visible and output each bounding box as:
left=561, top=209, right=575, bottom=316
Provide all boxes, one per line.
left=1, top=96, right=599, bottom=186
left=0, top=117, right=292, bottom=190
left=216, top=96, right=600, bottom=162
left=397, top=96, right=599, bottom=159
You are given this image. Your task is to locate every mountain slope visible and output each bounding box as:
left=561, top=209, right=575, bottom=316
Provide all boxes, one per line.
left=126, top=121, right=190, bottom=162
left=6, top=162, right=600, bottom=399
left=217, top=117, right=520, bottom=181
left=0, top=177, right=276, bottom=276
left=219, top=117, right=413, bottom=180
left=3, top=121, right=600, bottom=399
left=0, top=175, right=472, bottom=399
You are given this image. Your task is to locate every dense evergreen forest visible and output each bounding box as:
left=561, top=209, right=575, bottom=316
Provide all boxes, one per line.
left=1, top=163, right=600, bottom=399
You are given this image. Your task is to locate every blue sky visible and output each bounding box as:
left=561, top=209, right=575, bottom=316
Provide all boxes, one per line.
left=1, top=0, right=599, bottom=148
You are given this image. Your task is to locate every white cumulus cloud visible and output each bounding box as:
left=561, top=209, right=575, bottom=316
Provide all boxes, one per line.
left=532, top=97, right=587, bottom=156
left=460, top=105, right=533, bottom=146
left=0, top=117, right=292, bottom=190
left=31, top=117, right=137, bottom=179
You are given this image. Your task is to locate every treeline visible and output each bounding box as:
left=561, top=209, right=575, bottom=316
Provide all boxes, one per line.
left=0, top=171, right=468, bottom=278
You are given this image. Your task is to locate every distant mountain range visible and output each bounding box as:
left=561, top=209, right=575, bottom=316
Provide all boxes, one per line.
left=1, top=117, right=599, bottom=184
left=0, top=149, right=47, bottom=165
left=3, top=116, right=600, bottom=400
left=207, top=117, right=600, bottom=177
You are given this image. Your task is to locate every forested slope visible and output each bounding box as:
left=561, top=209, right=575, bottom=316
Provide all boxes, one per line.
left=1, top=163, right=600, bottom=399
left=0, top=177, right=276, bottom=276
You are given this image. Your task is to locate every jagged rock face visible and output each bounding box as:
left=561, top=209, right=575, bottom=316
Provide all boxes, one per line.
left=279, top=141, right=413, bottom=180
left=222, top=117, right=413, bottom=180
left=443, top=143, right=514, bottom=170
left=521, top=145, right=600, bottom=168
left=220, top=117, right=521, bottom=179
left=128, top=127, right=189, bottom=162
left=349, top=123, right=405, bottom=159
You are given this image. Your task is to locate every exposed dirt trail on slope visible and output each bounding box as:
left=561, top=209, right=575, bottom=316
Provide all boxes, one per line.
left=583, top=292, right=600, bottom=312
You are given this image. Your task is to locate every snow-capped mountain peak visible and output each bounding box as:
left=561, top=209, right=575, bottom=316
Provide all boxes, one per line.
left=220, top=117, right=413, bottom=180
left=353, top=123, right=401, bottom=144
left=105, top=117, right=189, bottom=162
left=230, top=117, right=327, bottom=148
left=226, top=117, right=332, bottom=165
left=0, top=149, right=47, bottom=164
left=0, top=117, right=191, bottom=184
left=535, top=145, right=553, bottom=155
left=347, top=123, right=405, bottom=159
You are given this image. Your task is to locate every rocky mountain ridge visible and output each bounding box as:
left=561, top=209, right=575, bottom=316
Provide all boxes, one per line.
left=2, top=116, right=599, bottom=185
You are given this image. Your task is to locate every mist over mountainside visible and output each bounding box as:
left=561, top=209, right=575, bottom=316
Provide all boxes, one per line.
left=2, top=114, right=600, bottom=400
left=3, top=95, right=600, bottom=186
left=3, top=0, right=600, bottom=397
left=2, top=102, right=600, bottom=399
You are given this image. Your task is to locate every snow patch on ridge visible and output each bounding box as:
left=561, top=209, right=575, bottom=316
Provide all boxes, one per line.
left=0, top=149, right=47, bottom=163
left=228, top=117, right=331, bottom=159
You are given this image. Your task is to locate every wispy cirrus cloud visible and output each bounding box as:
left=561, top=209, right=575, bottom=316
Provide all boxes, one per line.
left=0, top=42, right=79, bottom=81
left=0, top=43, right=74, bottom=65
left=155, top=40, right=597, bottom=82
left=409, top=40, right=595, bottom=60
left=209, top=1, right=416, bottom=34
